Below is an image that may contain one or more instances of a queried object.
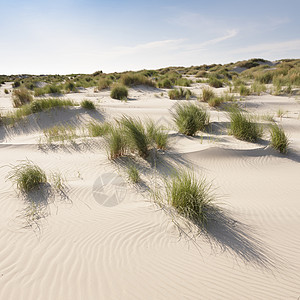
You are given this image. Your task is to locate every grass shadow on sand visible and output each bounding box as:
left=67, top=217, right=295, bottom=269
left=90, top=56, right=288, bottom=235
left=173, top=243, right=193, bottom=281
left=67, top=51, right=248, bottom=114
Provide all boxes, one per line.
left=15, top=181, right=71, bottom=237
left=204, top=207, right=276, bottom=269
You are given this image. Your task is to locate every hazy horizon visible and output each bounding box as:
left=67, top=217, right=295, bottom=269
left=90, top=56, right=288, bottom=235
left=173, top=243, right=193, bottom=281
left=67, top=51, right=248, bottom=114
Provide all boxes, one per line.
left=1, top=0, right=299, bottom=75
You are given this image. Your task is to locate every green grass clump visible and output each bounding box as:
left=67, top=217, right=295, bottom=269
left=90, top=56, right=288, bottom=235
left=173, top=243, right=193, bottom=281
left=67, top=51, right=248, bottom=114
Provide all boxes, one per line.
left=146, top=120, right=168, bottom=150
left=43, top=125, right=77, bottom=144
left=12, top=87, right=33, bottom=107
left=127, top=165, right=140, bottom=183
left=201, top=87, right=215, bottom=102
left=168, top=88, right=192, bottom=100
left=7, top=161, right=47, bottom=193
left=120, top=116, right=150, bottom=158
left=106, top=127, right=127, bottom=159
left=208, top=96, right=224, bottom=107
left=157, top=78, right=173, bottom=89
left=229, top=109, right=262, bottom=142
left=239, top=84, right=251, bottom=96
left=120, top=73, right=155, bottom=87
left=110, top=84, right=128, bottom=100
left=65, top=81, right=77, bottom=93
left=4, top=89, right=9, bottom=94
left=97, top=77, right=112, bottom=90
left=269, top=124, right=289, bottom=154
left=208, top=76, right=223, bottom=88
left=173, top=103, right=209, bottom=136
left=175, top=78, right=192, bottom=87
left=165, top=169, right=215, bottom=226
left=80, top=99, right=95, bottom=110
left=88, top=122, right=111, bottom=137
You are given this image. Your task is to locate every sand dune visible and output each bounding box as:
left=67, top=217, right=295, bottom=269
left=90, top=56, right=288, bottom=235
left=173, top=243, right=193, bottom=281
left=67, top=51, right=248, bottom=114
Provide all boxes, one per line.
left=0, top=81, right=300, bottom=299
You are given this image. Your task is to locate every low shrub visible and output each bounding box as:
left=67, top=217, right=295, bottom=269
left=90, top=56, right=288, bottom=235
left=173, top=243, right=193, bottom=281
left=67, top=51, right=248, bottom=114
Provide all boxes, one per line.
left=269, top=124, right=289, bottom=154
left=173, top=103, right=209, bottom=136
left=110, top=84, right=128, bottom=100
left=4, top=89, right=9, bottom=94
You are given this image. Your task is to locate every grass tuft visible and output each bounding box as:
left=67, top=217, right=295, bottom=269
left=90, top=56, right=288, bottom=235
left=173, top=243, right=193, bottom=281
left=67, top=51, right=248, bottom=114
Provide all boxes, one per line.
left=7, top=161, right=47, bottom=193
left=120, top=116, right=149, bottom=158
left=229, top=109, right=262, bottom=142
left=80, top=99, right=95, bottom=110
left=269, top=124, right=289, bottom=154
left=127, top=165, right=140, bottom=183
left=201, top=87, right=215, bottom=102
left=87, top=122, right=111, bottom=137
left=12, top=87, right=33, bottom=107
left=110, top=84, right=128, bottom=100
left=165, top=169, right=215, bottom=227
left=173, top=103, right=209, bottom=136
left=168, top=88, right=192, bottom=100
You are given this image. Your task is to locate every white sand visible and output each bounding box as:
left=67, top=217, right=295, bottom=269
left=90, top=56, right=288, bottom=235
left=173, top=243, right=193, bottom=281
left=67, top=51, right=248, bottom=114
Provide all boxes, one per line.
left=0, top=82, right=300, bottom=299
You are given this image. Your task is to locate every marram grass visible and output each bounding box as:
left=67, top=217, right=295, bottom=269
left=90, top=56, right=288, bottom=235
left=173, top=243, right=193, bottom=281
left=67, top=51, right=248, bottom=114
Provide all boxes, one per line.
left=7, top=161, right=47, bottom=193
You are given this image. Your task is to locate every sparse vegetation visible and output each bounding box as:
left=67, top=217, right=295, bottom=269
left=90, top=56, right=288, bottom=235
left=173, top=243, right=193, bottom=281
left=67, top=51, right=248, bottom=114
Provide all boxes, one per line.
left=5, top=98, right=75, bottom=124
left=229, top=109, right=263, bottom=142
left=43, top=125, right=77, bottom=144
left=269, top=124, right=289, bottom=154
left=127, top=165, right=140, bottom=183
left=88, top=122, right=111, bottom=137
left=7, top=161, right=47, bottom=193
left=173, top=103, right=209, bottom=136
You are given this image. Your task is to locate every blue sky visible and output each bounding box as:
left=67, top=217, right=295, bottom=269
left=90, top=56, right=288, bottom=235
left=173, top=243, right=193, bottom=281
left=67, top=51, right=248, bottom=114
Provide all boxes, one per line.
left=0, top=0, right=299, bottom=74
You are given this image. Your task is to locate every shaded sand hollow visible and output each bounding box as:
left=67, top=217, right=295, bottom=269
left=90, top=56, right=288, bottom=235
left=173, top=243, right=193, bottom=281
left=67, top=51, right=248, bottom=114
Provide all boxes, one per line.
left=0, top=81, right=300, bottom=299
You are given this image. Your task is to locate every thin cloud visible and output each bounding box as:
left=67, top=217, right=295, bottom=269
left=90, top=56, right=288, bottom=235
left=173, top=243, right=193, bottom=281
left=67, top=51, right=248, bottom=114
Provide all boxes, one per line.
left=231, top=39, right=300, bottom=55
